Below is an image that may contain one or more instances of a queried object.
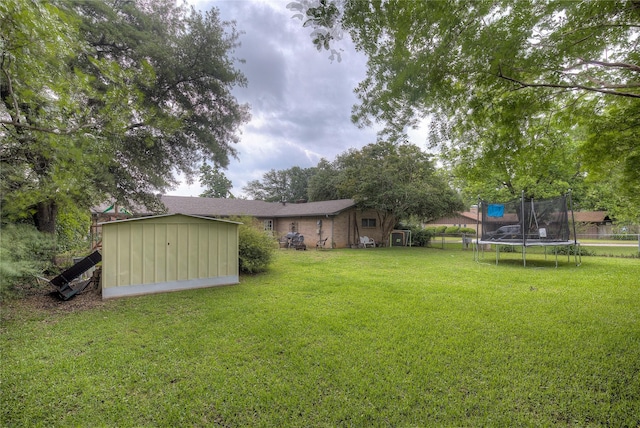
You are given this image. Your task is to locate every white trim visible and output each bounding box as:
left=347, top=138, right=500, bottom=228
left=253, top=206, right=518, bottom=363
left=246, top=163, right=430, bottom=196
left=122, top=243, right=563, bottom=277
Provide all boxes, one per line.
left=99, top=213, right=242, bottom=226
left=102, top=275, right=239, bottom=299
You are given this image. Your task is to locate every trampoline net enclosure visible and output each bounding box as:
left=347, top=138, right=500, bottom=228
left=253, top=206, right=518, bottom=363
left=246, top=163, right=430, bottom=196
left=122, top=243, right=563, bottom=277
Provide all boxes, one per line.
left=480, top=194, right=573, bottom=244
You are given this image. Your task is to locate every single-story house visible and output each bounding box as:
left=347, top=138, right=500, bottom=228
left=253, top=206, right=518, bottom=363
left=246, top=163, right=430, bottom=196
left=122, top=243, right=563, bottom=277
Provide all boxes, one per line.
left=425, top=206, right=481, bottom=234
left=93, top=196, right=388, bottom=249
left=572, top=211, right=612, bottom=238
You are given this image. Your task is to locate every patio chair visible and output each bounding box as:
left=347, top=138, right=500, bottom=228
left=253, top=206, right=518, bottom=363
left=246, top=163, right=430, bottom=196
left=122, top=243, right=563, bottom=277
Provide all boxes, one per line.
left=359, top=236, right=375, bottom=248
left=316, top=237, right=329, bottom=250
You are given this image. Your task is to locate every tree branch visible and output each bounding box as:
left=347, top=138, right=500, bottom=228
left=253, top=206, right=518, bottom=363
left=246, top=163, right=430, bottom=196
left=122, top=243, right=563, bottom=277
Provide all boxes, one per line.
left=576, top=58, right=640, bottom=73
left=0, top=119, right=85, bottom=135
left=497, top=71, right=640, bottom=99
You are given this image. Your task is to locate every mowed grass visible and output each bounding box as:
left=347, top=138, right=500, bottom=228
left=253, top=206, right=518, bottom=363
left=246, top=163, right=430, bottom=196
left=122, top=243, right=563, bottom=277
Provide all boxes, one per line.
left=2, top=248, right=639, bottom=426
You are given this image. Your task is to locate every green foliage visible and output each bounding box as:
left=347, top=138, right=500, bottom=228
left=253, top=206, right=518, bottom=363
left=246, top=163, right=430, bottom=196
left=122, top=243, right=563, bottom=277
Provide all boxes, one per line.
left=243, top=166, right=316, bottom=202
left=319, top=141, right=463, bottom=240
left=234, top=216, right=276, bottom=274
left=55, top=206, right=92, bottom=254
left=460, top=227, right=476, bottom=235
left=444, top=226, right=460, bottom=234
left=435, top=226, right=447, bottom=234
left=411, top=229, right=433, bottom=247
left=199, top=164, right=234, bottom=198
left=307, top=158, right=341, bottom=201
left=1, top=0, right=249, bottom=233
left=0, top=224, right=55, bottom=300
left=291, top=0, right=639, bottom=217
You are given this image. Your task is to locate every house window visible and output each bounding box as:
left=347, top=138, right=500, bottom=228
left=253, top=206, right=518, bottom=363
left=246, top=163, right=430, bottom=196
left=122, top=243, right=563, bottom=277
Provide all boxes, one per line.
left=264, top=220, right=273, bottom=234
left=362, top=218, right=376, bottom=228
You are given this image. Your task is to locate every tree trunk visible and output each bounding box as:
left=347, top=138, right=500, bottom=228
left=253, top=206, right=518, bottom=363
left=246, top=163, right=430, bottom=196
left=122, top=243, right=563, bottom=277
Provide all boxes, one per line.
left=33, top=200, right=57, bottom=234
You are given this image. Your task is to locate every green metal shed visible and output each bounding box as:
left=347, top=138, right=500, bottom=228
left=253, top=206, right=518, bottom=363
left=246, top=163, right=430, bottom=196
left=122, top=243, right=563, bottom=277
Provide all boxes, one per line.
left=101, top=214, right=240, bottom=299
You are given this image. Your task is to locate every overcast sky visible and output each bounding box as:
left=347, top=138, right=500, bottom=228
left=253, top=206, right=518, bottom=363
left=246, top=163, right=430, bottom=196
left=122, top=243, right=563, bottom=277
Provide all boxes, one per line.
left=169, top=0, right=424, bottom=198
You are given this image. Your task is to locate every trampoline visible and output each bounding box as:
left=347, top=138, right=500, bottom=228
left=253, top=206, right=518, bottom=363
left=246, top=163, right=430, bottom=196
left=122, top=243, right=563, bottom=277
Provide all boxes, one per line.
left=474, top=192, right=581, bottom=267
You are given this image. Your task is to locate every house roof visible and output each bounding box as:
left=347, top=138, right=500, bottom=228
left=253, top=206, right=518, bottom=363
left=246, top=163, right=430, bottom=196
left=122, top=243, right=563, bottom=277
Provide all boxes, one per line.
left=94, top=196, right=357, bottom=218
left=573, top=211, right=610, bottom=223
left=426, top=211, right=478, bottom=224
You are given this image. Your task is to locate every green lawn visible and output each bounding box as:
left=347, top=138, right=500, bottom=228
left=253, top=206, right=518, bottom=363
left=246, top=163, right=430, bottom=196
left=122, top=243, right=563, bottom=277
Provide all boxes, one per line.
left=2, top=248, right=639, bottom=426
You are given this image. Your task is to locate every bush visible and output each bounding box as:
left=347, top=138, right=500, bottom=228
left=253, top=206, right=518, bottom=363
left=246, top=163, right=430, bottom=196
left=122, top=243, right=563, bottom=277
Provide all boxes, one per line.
left=0, top=224, right=55, bottom=300
left=412, top=229, right=434, bottom=247
left=234, top=216, right=276, bottom=274
left=445, top=226, right=460, bottom=234
left=459, top=227, right=476, bottom=235
left=435, top=226, right=447, bottom=234
left=56, top=207, right=92, bottom=253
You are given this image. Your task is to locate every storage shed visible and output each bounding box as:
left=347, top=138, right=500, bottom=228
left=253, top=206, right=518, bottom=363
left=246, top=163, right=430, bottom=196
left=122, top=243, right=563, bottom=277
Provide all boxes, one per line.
left=101, top=214, right=240, bottom=299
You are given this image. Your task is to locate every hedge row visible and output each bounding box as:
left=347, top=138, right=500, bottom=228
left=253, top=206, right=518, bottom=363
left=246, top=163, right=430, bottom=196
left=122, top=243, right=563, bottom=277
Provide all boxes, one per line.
left=425, top=226, right=477, bottom=235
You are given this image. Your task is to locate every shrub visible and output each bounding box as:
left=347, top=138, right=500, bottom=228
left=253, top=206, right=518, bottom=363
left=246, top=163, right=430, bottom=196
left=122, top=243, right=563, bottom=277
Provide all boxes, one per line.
left=0, top=224, right=55, bottom=300
left=435, top=226, right=447, bottom=234
left=412, top=229, right=434, bottom=247
left=459, top=227, right=477, bottom=235
left=56, top=207, right=92, bottom=253
left=234, top=216, right=276, bottom=274
left=445, top=226, right=460, bottom=234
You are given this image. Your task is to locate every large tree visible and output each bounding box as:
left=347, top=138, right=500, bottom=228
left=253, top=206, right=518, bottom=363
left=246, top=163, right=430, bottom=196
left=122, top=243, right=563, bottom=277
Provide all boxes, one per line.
left=289, top=0, right=640, bottom=217
left=1, top=0, right=103, bottom=232
left=1, top=0, right=249, bottom=233
left=199, top=164, right=233, bottom=198
left=243, top=166, right=316, bottom=202
left=310, top=141, right=463, bottom=243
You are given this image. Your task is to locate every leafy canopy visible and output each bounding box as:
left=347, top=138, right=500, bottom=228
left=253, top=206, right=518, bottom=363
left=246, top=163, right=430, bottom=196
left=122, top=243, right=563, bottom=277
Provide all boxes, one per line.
left=243, top=166, right=316, bottom=202
left=199, top=164, right=234, bottom=199
left=289, top=0, right=640, bottom=219
left=307, top=141, right=464, bottom=241
left=1, top=0, right=249, bottom=233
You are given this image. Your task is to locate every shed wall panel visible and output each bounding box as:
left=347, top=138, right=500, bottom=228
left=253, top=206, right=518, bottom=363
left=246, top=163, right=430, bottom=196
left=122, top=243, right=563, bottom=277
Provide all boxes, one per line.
left=102, top=214, right=239, bottom=298
left=143, top=224, right=156, bottom=284
left=117, top=224, right=131, bottom=286
left=197, top=224, right=208, bottom=278
left=130, top=224, right=143, bottom=286
left=177, top=224, right=189, bottom=281
left=166, top=224, right=177, bottom=281
left=209, top=226, right=219, bottom=277
left=154, top=225, right=167, bottom=284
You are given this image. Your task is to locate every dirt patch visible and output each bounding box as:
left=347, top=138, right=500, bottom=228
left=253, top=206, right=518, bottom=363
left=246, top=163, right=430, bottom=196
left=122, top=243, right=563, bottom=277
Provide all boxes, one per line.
left=3, top=280, right=107, bottom=317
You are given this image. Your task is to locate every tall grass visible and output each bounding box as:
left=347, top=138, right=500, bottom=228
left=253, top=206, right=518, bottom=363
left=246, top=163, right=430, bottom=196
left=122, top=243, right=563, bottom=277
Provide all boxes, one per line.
left=2, top=248, right=639, bottom=426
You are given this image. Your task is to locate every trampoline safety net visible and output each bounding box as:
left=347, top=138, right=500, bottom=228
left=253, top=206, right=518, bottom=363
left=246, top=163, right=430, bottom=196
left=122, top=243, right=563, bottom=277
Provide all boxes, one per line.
left=480, top=194, right=571, bottom=244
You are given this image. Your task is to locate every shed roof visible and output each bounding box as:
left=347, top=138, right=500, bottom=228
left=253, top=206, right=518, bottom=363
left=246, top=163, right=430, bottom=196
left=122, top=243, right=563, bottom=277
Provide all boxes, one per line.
left=99, top=213, right=242, bottom=226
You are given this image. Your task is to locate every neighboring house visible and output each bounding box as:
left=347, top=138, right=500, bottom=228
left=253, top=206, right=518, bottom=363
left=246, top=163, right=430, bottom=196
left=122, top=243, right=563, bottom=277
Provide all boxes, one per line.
left=573, top=211, right=612, bottom=238
left=425, top=206, right=481, bottom=234
left=92, top=196, right=387, bottom=249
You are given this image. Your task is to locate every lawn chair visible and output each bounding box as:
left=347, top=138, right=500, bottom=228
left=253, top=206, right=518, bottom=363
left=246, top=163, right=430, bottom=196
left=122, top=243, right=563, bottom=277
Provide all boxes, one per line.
left=359, top=236, right=375, bottom=248
left=316, top=237, right=329, bottom=250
